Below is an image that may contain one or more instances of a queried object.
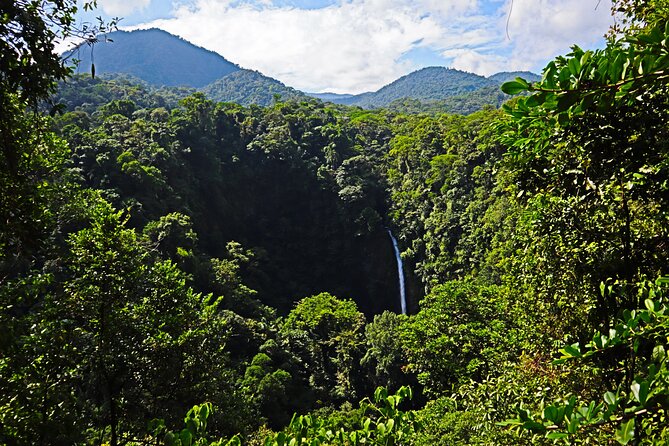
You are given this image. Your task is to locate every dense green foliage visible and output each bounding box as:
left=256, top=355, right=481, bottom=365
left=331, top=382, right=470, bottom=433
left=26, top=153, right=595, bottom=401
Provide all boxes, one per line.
left=52, top=87, right=402, bottom=314
left=384, top=87, right=505, bottom=115
left=203, top=70, right=308, bottom=106
left=52, top=73, right=196, bottom=112
left=3, top=2, right=669, bottom=445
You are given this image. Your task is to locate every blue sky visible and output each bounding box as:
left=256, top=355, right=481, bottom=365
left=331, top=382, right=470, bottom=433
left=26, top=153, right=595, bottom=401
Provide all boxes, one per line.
left=72, top=0, right=614, bottom=93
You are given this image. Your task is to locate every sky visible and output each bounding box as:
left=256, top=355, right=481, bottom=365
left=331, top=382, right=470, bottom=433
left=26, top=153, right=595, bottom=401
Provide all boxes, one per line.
left=71, top=0, right=615, bottom=94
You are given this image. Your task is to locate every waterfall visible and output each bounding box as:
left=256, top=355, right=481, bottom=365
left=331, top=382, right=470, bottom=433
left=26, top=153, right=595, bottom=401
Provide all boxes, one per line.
left=387, top=229, right=407, bottom=315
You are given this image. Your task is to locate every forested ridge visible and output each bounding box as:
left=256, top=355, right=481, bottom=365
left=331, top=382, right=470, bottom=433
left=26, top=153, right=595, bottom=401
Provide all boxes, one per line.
left=2, top=1, right=669, bottom=445
left=64, top=28, right=539, bottom=113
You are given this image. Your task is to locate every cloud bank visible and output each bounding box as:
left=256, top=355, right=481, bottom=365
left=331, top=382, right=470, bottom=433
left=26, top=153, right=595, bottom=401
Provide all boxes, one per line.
left=131, top=0, right=613, bottom=93
left=99, top=0, right=152, bottom=16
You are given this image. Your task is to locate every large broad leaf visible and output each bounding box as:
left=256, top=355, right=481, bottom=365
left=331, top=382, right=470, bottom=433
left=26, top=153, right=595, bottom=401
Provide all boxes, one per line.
left=604, top=392, right=617, bottom=407
left=543, top=405, right=559, bottom=424
left=501, top=78, right=530, bottom=95
left=615, top=419, right=635, bottom=445
left=630, top=380, right=649, bottom=405
left=546, top=432, right=569, bottom=440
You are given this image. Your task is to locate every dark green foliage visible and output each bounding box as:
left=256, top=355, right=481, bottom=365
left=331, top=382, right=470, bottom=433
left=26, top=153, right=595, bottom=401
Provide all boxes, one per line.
left=148, top=403, right=241, bottom=446
left=5, top=2, right=669, bottom=445
left=384, top=86, right=505, bottom=115
left=65, top=29, right=240, bottom=88
left=402, top=281, right=516, bottom=394
left=504, top=278, right=669, bottom=444
left=361, top=311, right=412, bottom=392
left=265, top=386, right=421, bottom=446
left=282, top=293, right=366, bottom=402
left=202, top=70, right=308, bottom=106
left=53, top=85, right=399, bottom=314
left=51, top=74, right=196, bottom=114
left=386, top=109, right=510, bottom=287
left=492, top=11, right=669, bottom=445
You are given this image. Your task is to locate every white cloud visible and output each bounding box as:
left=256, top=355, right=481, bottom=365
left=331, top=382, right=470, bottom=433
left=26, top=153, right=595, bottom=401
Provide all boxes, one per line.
left=451, top=0, right=613, bottom=75
left=132, top=0, right=482, bottom=93
left=98, top=0, right=152, bottom=16
left=130, top=0, right=614, bottom=93
left=443, top=49, right=508, bottom=76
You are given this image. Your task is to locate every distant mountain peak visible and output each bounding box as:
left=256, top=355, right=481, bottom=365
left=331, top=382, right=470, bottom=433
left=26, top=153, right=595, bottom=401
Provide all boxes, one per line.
left=64, top=28, right=240, bottom=88
left=325, top=66, right=495, bottom=108
left=488, top=71, right=541, bottom=83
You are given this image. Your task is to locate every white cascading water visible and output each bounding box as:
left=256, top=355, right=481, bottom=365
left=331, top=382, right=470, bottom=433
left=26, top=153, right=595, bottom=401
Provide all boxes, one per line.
left=386, top=229, right=407, bottom=315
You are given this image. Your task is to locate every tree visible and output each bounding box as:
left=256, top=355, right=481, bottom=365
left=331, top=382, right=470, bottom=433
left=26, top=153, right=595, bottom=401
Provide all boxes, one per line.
left=282, top=293, right=366, bottom=402
left=496, top=7, right=669, bottom=444
left=361, top=311, right=412, bottom=392
left=401, top=281, right=515, bottom=395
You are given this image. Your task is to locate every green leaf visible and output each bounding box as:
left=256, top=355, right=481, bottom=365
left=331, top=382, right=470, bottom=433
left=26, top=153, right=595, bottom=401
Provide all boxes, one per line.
left=501, top=80, right=529, bottom=95
left=525, top=92, right=548, bottom=107
left=653, top=345, right=666, bottom=363
left=615, top=419, right=635, bottom=445
left=556, top=92, right=579, bottom=113
left=199, top=403, right=209, bottom=420
left=164, top=432, right=178, bottom=446
left=568, top=57, right=581, bottom=76
left=560, top=343, right=581, bottom=358
left=631, top=380, right=649, bottom=405
left=523, top=420, right=547, bottom=432
left=644, top=299, right=656, bottom=312
left=655, top=276, right=669, bottom=285
left=374, top=387, right=388, bottom=403
left=180, top=429, right=193, bottom=446
left=546, top=432, right=569, bottom=440
left=518, top=408, right=532, bottom=422
left=543, top=406, right=559, bottom=424
left=604, top=392, right=617, bottom=406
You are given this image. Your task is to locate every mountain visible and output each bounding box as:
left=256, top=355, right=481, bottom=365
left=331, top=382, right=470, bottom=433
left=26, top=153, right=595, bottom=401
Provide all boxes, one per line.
left=64, top=28, right=307, bottom=107
left=384, top=85, right=510, bottom=115
left=488, top=71, right=542, bottom=83
left=64, top=29, right=539, bottom=112
left=202, top=70, right=308, bottom=106
left=325, top=67, right=495, bottom=108
left=306, top=92, right=357, bottom=101
left=64, top=28, right=239, bottom=88
left=311, top=67, right=541, bottom=113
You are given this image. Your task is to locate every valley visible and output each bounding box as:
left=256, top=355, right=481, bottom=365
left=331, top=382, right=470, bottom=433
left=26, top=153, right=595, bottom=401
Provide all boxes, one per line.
left=2, top=1, right=669, bottom=445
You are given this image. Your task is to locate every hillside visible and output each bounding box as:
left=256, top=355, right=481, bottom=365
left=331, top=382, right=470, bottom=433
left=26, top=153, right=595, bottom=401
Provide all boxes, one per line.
left=63, top=30, right=538, bottom=112
left=317, top=67, right=539, bottom=111
left=64, top=28, right=239, bottom=88
left=488, top=70, right=542, bottom=83
left=350, top=67, right=495, bottom=108
left=202, top=70, right=308, bottom=106
left=307, top=92, right=357, bottom=101
left=384, top=84, right=511, bottom=115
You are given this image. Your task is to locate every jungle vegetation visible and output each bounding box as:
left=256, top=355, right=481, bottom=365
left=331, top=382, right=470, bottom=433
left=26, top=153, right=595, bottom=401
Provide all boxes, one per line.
left=1, top=0, right=669, bottom=445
